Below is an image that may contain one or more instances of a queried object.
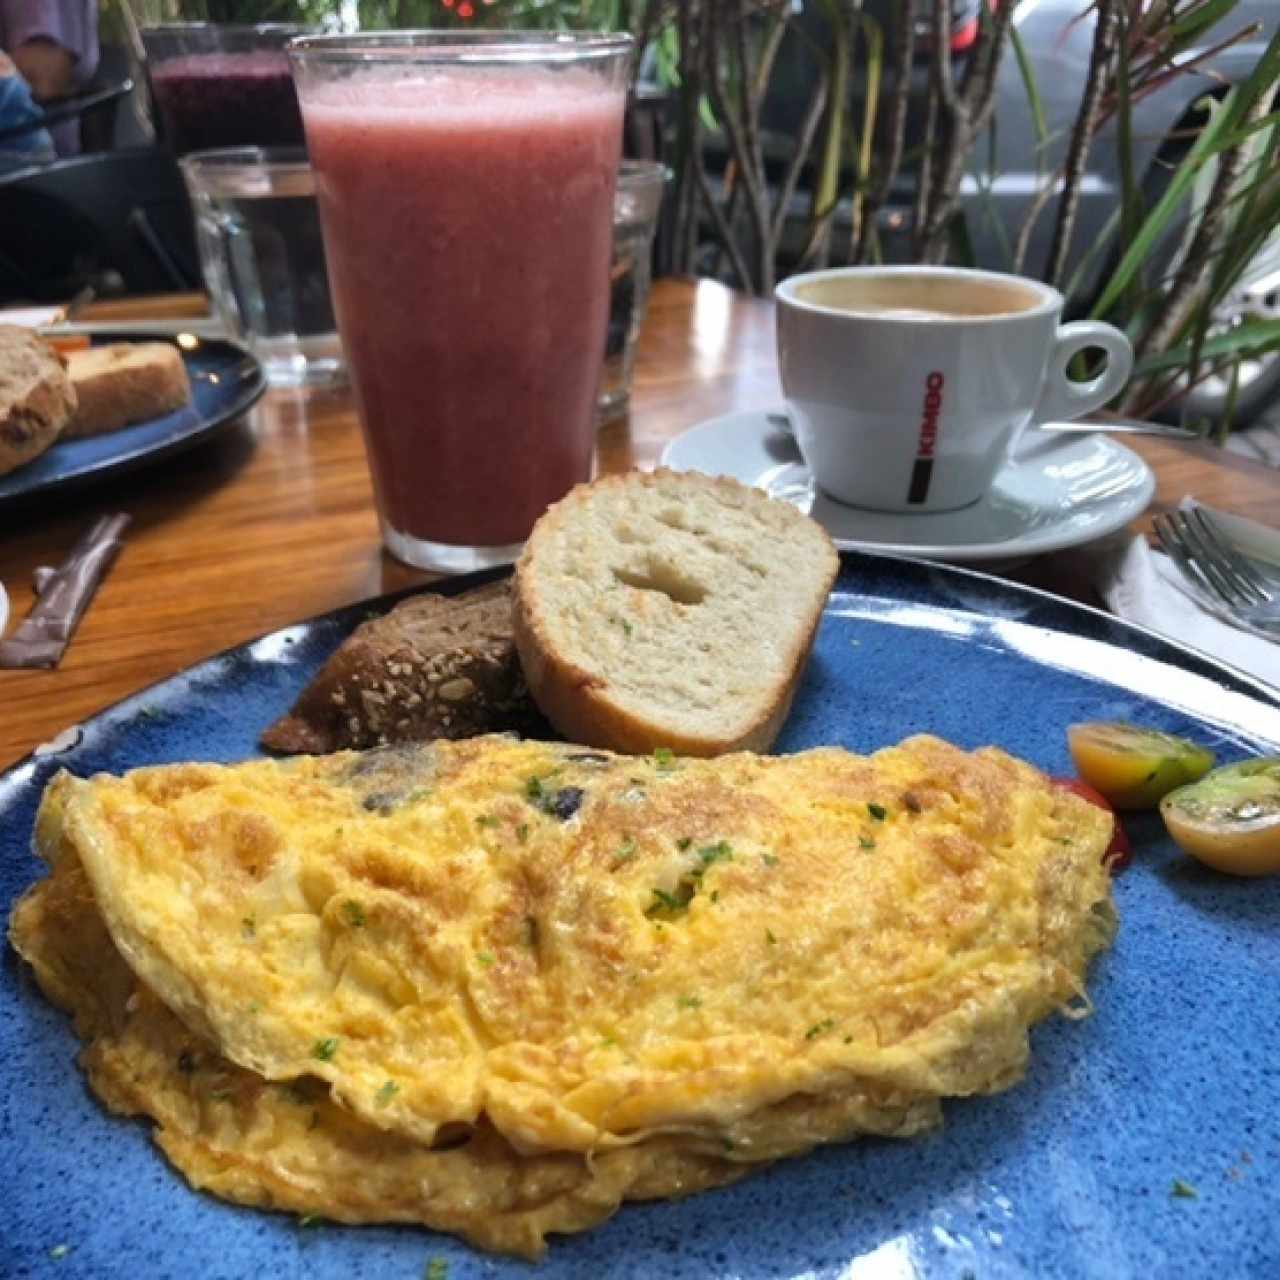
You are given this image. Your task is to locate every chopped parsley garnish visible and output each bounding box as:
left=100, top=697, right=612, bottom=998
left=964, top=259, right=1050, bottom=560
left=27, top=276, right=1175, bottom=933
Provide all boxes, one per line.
left=477, top=951, right=495, bottom=967
left=341, top=900, right=366, bottom=927
left=652, top=747, right=676, bottom=772
left=1171, top=1179, right=1198, bottom=1199
left=49, top=1245, right=70, bottom=1260
left=843, top=1034, right=854, bottom=1044
left=722, top=1136, right=734, bottom=1152
left=697, top=840, right=733, bottom=868
left=376, top=1080, right=399, bottom=1107
left=646, top=840, right=733, bottom=918
left=298, top=1213, right=319, bottom=1228
left=868, top=803, right=887, bottom=821
left=516, top=823, right=529, bottom=843
left=859, top=836, right=876, bottom=850
left=677, top=994, right=703, bottom=1009
left=710, top=889, right=720, bottom=902
left=766, top=929, right=778, bottom=945
left=611, top=836, right=638, bottom=868
left=761, top=852, right=779, bottom=868
left=600, top=1035, right=619, bottom=1048
left=647, top=886, right=694, bottom=917
left=475, top=813, right=499, bottom=828
left=620, top=619, right=633, bottom=638
left=524, top=775, right=584, bottom=820
left=425, top=1259, right=449, bottom=1280
left=312, top=1037, right=339, bottom=1062
left=241, top=915, right=256, bottom=938
left=805, top=1019, right=836, bottom=1040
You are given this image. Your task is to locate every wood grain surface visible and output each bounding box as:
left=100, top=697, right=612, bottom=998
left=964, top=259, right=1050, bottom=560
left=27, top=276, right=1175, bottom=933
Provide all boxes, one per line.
left=2, top=278, right=1277, bottom=768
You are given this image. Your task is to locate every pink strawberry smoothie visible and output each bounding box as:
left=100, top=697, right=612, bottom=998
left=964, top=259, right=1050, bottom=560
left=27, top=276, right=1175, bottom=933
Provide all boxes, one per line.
left=301, top=71, right=624, bottom=548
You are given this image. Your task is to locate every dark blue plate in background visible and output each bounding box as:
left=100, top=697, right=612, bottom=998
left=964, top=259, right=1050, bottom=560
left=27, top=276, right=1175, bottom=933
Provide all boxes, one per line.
left=3, top=555, right=1278, bottom=1280
left=0, top=332, right=265, bottom=507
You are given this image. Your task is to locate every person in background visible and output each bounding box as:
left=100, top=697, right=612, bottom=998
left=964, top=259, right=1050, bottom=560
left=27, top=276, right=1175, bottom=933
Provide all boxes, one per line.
left=0, top=0, right=100, bottom=157
left=0, top=48, right=53, bottom=172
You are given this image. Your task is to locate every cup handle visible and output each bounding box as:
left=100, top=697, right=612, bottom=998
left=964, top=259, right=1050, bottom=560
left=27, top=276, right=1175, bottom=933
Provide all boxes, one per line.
left=1035, top=320, right=1134, bottom=423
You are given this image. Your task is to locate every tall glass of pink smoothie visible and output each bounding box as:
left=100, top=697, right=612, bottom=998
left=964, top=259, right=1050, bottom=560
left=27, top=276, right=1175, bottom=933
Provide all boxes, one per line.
left=288, top=32, right=631, bottom=572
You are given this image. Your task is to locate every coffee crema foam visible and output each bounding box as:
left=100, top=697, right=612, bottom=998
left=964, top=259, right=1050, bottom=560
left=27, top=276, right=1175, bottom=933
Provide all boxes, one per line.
left=795, top=274, right=1042, bottom=320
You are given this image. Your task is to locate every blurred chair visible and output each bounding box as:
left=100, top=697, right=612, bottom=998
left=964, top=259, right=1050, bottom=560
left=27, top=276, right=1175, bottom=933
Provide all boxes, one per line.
left=0, top=147, right=198, bottom=303
left=0, top=78, right=134, bottom=153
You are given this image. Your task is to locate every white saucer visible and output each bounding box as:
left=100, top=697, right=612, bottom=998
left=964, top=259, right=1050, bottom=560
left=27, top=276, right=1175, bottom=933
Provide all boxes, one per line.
left=660, top=409, right=1156, bottom=563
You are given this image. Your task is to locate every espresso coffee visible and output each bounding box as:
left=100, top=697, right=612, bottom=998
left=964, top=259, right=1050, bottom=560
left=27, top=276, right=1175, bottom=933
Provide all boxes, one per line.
left=775, top=265, right=1134, bottom=513
left=794, top=273, right=1042, bottom=321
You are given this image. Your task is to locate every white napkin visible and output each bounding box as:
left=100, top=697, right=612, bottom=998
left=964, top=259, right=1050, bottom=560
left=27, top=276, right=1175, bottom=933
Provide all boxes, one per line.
left=1090, top=507, right=1279, bottom=689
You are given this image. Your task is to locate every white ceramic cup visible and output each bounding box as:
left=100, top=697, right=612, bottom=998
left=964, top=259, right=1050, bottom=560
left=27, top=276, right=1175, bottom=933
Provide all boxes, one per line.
left=775, top=265, right=1134, bottom=513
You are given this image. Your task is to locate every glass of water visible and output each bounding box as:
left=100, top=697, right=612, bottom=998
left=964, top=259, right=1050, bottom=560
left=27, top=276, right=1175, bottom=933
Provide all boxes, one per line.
left=599, top=159, right=667, bottom=423
left=180, top=146, right=343, bottom=388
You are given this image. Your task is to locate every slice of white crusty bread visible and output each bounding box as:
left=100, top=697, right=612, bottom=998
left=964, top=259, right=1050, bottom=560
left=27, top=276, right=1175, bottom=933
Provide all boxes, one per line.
left=63, top=342, right=191, bottom=438
left=513, top=469, right=840, bottom=756
left=0, top=326, right=77, bottom=477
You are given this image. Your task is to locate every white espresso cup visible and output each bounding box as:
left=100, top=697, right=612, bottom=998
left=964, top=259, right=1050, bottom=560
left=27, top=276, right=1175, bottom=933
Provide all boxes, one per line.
left=775, top=266, right=1134, bottom=513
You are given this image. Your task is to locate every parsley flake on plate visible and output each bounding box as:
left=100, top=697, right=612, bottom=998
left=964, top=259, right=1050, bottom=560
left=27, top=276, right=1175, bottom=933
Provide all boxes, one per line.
left=341, top=900, right=365, bottom=927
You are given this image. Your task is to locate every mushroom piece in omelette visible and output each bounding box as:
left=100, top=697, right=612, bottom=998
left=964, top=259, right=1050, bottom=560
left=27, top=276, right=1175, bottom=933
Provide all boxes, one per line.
left=9, top=734, right=1116, bottom=1258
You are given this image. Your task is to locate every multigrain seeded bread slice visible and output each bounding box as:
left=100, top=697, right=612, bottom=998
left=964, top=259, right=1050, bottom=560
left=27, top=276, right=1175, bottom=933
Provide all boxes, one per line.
left=261, top=580, right=542, bottom=754
left=0, top=326, right=77, bottom=477
left=63, top=342, right=191, bottom=438
left=512, top=469, right=840, bottom=757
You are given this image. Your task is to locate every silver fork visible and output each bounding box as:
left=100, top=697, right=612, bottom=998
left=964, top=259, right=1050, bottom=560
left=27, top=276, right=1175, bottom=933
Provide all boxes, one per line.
left=1152, top=507, right=1280, bottom=629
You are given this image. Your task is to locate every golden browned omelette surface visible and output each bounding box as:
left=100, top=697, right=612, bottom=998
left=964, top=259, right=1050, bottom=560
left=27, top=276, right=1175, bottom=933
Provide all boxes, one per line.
left=10, top=735, right=1116, bottom=1256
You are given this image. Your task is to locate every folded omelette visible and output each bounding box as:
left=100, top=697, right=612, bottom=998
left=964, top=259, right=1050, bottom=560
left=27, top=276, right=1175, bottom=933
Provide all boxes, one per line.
left=9, top=734, right=1116, bottom=1257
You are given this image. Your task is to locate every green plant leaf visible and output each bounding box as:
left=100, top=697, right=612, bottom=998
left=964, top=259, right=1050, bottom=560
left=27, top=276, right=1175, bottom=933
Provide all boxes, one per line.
left=1008, top=23, right=1049, bottom=159
left=1132, top=317, right=1280, bottom=376
left=1090, top=26, right=1280, bottom=325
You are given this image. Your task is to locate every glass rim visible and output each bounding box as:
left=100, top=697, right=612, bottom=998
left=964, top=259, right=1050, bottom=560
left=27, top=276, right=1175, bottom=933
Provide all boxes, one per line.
left=141, top=22, right=316, bottom=35
left=617, top=159, right=668, bottom=190
left=287, top=29, right=634, bottom=66
left=179, top=145, right=311, bottom=178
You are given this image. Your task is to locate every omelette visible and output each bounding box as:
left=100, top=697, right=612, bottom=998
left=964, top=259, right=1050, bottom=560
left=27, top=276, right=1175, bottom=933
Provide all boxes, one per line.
left=9, top=734, right=1116, bottom=1257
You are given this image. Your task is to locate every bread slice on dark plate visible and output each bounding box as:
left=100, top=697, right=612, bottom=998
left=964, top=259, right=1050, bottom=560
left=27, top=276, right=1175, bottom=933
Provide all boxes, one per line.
left=0, top=326, right=77, bottom=477
left=261, top=579, right=543, bottom=754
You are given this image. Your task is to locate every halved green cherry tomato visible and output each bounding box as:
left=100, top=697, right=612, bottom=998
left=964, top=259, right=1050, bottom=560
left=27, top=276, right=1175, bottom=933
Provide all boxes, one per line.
left=1052, top=777, right=1132, bottom=871
left=1160, top=756, right=1280, bottom=877
left=1066, top=721, right=1215, bottom=810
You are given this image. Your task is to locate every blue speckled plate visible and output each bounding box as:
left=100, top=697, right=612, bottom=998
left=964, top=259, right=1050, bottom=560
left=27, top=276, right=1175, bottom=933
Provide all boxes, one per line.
left=0, top=332, right=265, bottom=508
left=3, top=557, right=1279, bottom=1280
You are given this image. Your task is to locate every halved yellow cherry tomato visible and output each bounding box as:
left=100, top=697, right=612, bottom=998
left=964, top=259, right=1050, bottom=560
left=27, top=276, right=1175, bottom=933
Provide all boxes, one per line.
left=1160, top=757, right=1280, bottom=877
left=1067, top=721, right=1215, bottom=810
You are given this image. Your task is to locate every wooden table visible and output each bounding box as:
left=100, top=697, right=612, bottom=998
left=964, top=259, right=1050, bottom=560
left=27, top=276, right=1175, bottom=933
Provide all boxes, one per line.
left=2, top=278, right=1277, bottom=769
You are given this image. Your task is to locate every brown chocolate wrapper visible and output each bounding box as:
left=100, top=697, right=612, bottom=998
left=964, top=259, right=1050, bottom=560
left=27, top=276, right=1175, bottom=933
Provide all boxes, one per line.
left=0, top=514, right=129, bottom=669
